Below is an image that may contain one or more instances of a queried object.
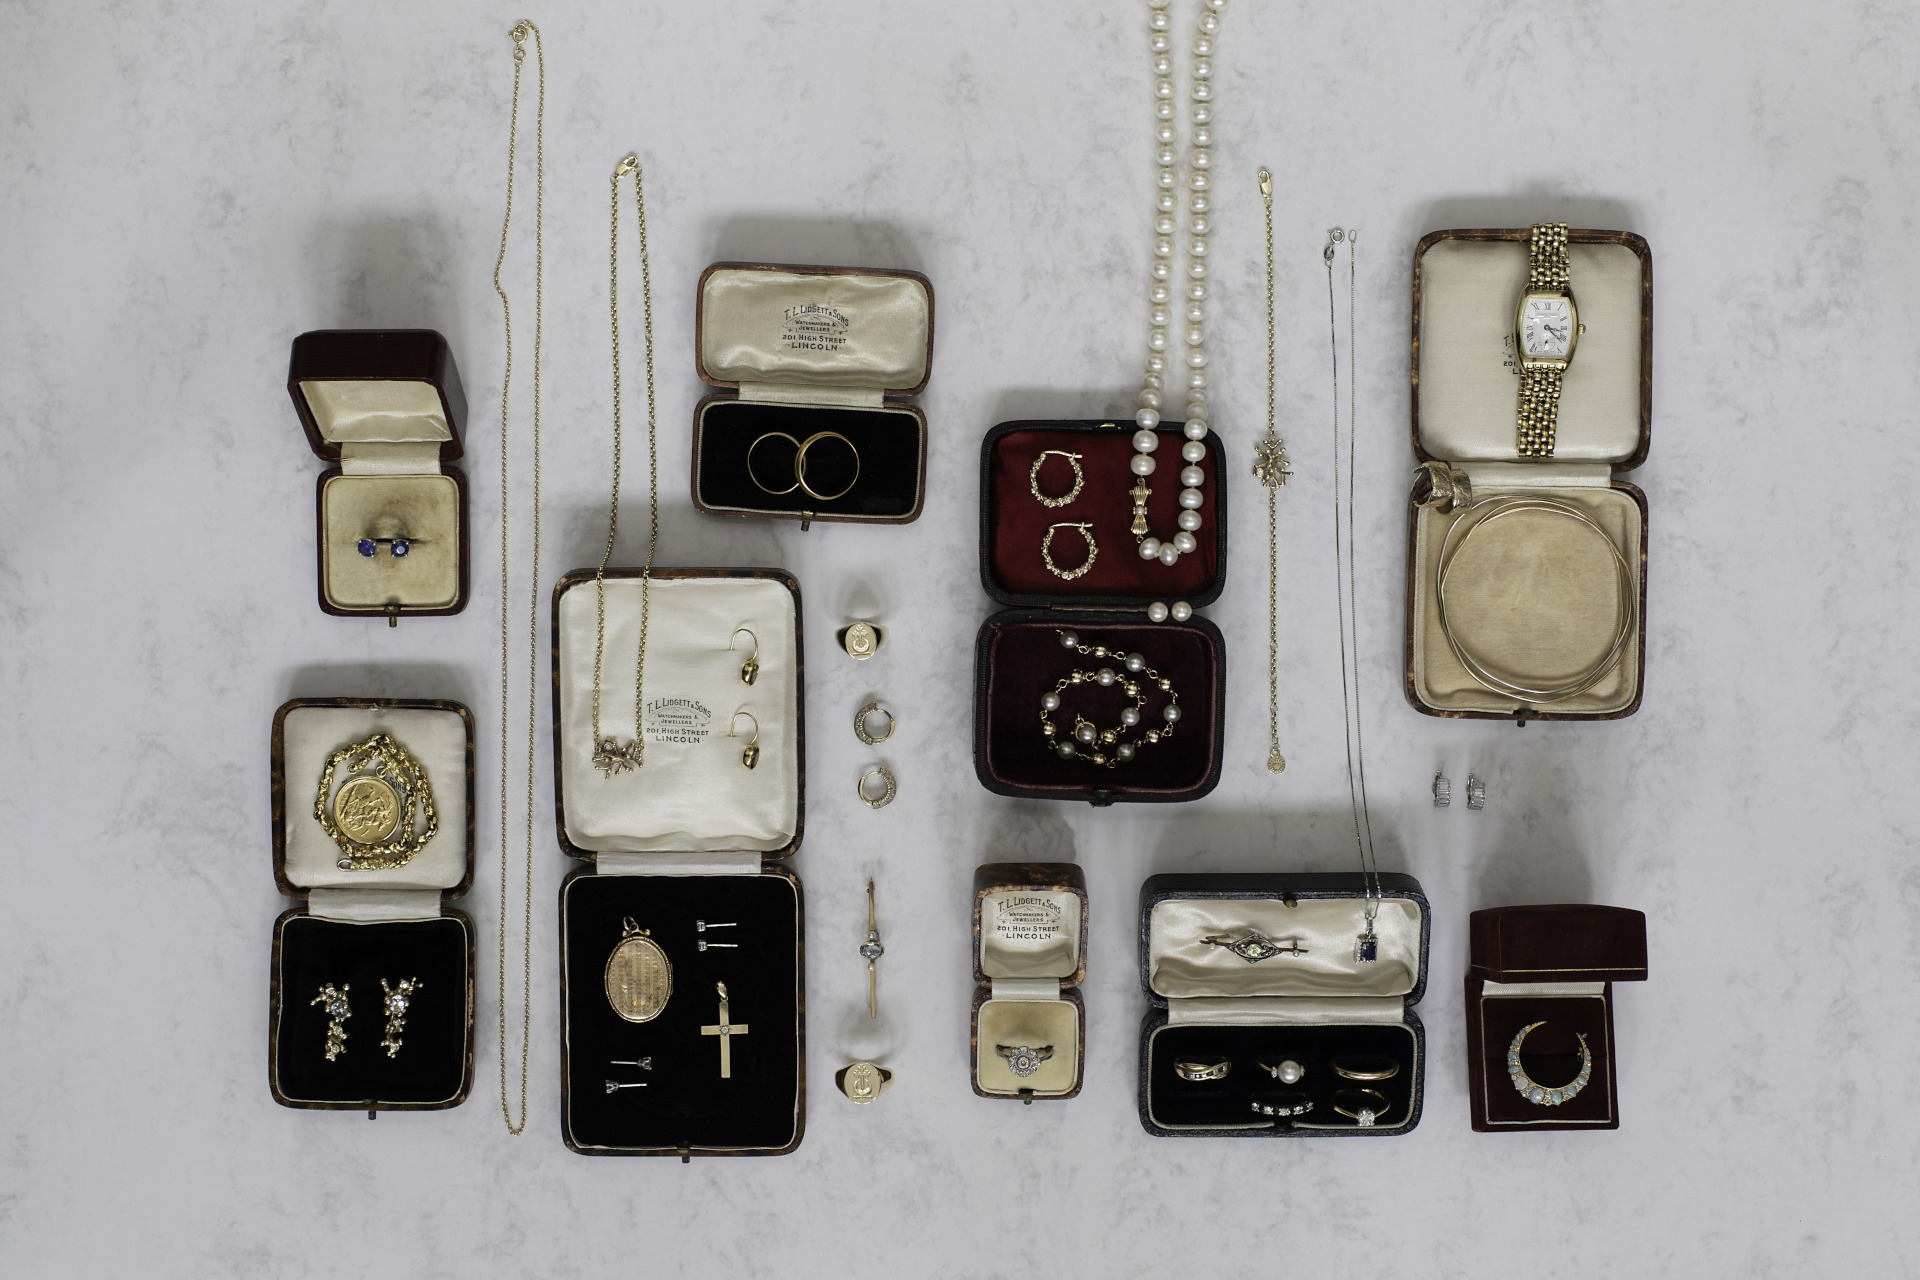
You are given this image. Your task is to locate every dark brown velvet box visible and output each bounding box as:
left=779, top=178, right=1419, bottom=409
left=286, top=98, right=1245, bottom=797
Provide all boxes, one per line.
left=287, top=329, right=471, bottom=623
left=974, top=420, right=1228, bottom=806
left=550, top=567, right=806, bottom=1158
left=1406, top=229, right=1651, bottom=722
left=1138, top=873, right=1429, bottom=1138
left=268, top=697, right=477, bottom=1112
left=691, top=263, right=933, bottom=529
left=1465, top=903, right=1647, bottom=1132
left=970, top=864, right=1089, bottom=1103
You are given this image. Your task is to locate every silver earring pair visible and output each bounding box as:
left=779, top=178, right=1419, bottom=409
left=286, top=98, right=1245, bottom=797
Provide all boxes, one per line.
left=1433, top=772, right=1485, bottom=810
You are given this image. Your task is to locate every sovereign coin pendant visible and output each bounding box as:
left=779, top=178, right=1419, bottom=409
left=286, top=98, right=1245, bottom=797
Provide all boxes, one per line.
left=604, top=918, right=673, bottom=1023
left=314, top=731, right=438, bottom=871
left=334, top=776, right=401, bottom=844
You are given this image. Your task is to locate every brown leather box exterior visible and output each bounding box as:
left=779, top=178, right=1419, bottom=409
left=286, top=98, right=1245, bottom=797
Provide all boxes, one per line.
left=550, top=567, right=807, bottom=1158
left=267, top=697, right=477, bottom=1112
left=969, top=863, right=1089, bottom=1103
left=1465, top=903, right=1648, bottom=1133
left=288, top=329, right=471, bottom=621
left=1405, top=229, right=1651, bottom=723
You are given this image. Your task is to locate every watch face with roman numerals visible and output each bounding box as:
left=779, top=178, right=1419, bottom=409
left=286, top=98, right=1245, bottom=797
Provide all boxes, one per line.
left=1520, top=294, right=1576, bottom=359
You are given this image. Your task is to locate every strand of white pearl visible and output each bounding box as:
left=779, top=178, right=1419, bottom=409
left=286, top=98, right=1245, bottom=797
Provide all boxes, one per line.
left=1134, top=0, right=1224, bottom=570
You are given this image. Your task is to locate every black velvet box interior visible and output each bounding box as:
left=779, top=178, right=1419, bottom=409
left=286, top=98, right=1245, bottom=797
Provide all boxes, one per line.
left=979, top=420, right=1226, bottom=606
left=973, top=612, right=1224, bottom=804
left=693, top=398, right=924, bottom=521
left=561, top=872, right=802, bottom=1155
left=272, top=915, right=472, bottom=1106
left=1138, top=872, right=1430, bottom=1138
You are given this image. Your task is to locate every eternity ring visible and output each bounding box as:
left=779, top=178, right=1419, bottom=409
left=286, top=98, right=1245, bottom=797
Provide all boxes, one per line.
left=1173, top=1060, right=1231, bottom=1083
left=1332, top=1088, right=1391, bottom=1127
left=1202, top=930, right=1308, bottom=963
left=1250, top=1098, right=1313, bottom=1118
left=997, top=1044, right=1053, bottom=1078
left=1332, top=1055, right=1400, bottom=1082
left=853, top=701, right=895, bottom=746
left=858, top=765, right=897, bottom=810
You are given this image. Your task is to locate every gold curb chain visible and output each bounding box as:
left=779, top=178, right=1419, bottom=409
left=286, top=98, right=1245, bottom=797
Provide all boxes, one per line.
left=1252, top=168, right=1291, bottom=774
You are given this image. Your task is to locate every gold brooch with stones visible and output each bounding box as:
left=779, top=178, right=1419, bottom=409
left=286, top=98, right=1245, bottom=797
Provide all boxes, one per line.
left=314, top=732, right=438, bottom=870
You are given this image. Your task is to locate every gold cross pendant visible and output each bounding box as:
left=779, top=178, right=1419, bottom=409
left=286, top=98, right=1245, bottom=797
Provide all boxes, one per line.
left=700, top=981, right=750, bottom=1079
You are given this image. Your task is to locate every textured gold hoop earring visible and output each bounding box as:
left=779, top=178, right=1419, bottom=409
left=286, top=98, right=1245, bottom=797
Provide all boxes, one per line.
left=1041, top=523, right=1098, bottom=580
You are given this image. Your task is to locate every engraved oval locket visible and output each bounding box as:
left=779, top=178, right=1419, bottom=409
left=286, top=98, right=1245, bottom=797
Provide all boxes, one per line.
left=604, top=918, right=673, bottom=1023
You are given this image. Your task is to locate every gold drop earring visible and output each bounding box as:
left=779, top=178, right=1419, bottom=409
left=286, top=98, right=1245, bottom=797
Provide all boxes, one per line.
left=730, top=628, right=760, bottom=686
left=728, top=711, right=761, bottom=770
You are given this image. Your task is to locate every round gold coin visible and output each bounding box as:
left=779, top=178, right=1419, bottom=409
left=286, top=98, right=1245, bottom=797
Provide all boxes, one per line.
left=605, top=922, right=673, bottom=1023
left=333, top=776, right=402, bottom=844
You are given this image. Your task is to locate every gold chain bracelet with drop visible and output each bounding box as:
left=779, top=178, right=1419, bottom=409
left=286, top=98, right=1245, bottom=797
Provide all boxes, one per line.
left=1251, top=168, right=1292, bottom=775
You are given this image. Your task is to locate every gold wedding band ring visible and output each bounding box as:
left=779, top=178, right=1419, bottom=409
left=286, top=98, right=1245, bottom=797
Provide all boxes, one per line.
left=1331, top=1056, right=1400, bottom=1082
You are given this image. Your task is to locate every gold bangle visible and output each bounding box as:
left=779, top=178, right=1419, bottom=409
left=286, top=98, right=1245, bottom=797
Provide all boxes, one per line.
left=745, top=431, right=802, bottom=496
left=795, top=430, right=860, bottom=501
left=1331, top=1055, right=1400, bottom=1082
left=1173, top=1059, right=1231, bottom=1082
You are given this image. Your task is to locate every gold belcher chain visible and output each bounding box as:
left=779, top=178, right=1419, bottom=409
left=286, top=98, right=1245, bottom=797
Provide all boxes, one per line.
left=1251, top=168, right=1291, bottom=775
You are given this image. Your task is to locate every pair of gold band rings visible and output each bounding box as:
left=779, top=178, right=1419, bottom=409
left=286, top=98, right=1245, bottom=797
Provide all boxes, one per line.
left=746, top=430, right=860, bottom=501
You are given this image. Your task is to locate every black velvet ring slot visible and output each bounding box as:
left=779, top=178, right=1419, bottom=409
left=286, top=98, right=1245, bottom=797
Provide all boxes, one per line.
left=271, top=915, right=471, bottom=1105
left=694, top=398, right=924, bottom=519
left=1147, top=1022, right=1417, bottom=1131
left=1476, top=995, right=1612, bottom=1125
left=562, top=872, right=801, bottom=1153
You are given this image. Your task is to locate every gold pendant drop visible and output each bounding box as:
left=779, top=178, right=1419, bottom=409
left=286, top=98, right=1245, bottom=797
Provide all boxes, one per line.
left=592, top=737, right=642, bottom=778
left=604, top=918, right=672, bottom=1022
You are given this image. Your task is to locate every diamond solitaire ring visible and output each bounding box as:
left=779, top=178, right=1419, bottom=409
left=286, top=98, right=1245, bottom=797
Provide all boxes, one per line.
left=1333, top=1088, right=1390, bottom=1127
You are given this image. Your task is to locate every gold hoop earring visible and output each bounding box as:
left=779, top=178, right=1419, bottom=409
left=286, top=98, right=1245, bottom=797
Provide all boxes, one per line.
left=795, top=430, right=861, bottom=501
left=1029, top=450, right=1085, bottom=507
left=746, top=432, right=802, bottom=495
left=728, top=711, right=761, bottom=770
left=857, top=765, right=896, bottom=809
left=730, top=627, right=760, bottom=686
left=853, top=701, right=895, bottom=746
left=1041, top=522, right=1098, bottom=580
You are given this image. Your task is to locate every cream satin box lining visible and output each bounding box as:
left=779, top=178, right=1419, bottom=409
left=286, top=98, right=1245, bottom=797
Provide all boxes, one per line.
left=976, top=887, right=1083, bottom=1098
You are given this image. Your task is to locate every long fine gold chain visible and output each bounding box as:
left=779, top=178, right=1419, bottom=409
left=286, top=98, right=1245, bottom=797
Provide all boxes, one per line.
left=491, top=18, right=542, bottom=1136
left=1252, top=168, right=1291, bottom=775
left=588, top=155, right=659, bottom=778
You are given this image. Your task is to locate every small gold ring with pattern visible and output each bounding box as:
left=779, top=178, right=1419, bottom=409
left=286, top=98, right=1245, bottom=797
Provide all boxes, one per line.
left=858, top=765, right=897, bottom=810
left=1029, top=450, right=1085, bottom=507
left=853, top=701, right=895, bottom=746
left=1173, top=1059, right=1231, bottom=1083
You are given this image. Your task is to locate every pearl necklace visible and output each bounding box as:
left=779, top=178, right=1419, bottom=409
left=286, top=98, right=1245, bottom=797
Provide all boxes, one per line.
left=1131, top=0, right=1225, bottom=570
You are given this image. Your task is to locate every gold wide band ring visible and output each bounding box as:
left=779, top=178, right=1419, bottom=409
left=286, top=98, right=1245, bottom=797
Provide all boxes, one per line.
left=795, top=430, right=860, bottom=502
left=1331, top=1056, right=1400, bottom=1082
left=1173, top=1059, right=1231, bottom=1083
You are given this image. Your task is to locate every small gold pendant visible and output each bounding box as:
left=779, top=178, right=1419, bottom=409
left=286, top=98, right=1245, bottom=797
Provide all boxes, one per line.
left=604, top=918, right=672, bottom=1023
left=593, top=737, right=642, bottom=777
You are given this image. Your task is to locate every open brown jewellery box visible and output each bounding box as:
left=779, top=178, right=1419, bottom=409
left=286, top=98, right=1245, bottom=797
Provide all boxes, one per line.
left=973, top=419, right=1228, bottom=805
left=1407, top=229, right=1652, bottom=721
left=691, top=263, right=933, bottom=529
left=970, top=864, right=1090, bottom=1104
left=286, top=330, right=470, bottom=624
left=1138, top=873, right=1430, bottom=1137
left=1465, top=903, right=1647, bottom=1132
left=268, top=698, right=476, bottom=1112
left=550, top=566, right=805, bottom=1158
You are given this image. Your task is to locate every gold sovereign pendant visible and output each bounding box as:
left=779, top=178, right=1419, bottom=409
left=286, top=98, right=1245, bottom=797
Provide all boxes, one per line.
left=605, top=918, right=673, bottom=1022
left=314, top=732, right=439, bottom=871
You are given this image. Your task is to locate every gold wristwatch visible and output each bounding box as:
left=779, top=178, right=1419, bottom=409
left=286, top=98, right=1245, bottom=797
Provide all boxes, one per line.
left=1514, top=223, right=1584, bottom=457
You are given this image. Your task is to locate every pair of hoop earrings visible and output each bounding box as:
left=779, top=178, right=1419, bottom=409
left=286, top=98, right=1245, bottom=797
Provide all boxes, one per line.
left=310, top=978, right=421, bottom=1062
left=1432, top=772, right=1486, bottom=810
left=853, top=703, right=897, bottom=809
left=1032, top=451, right=1100, bottom=580
left=747, top=430, right=861, bottom=502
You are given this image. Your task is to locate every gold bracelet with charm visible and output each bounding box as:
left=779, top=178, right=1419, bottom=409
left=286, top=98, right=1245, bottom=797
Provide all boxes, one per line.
left=314, top=732, right=438, bottom=871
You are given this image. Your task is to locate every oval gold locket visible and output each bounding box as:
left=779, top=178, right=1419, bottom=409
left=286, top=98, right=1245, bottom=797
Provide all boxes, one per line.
left=604, top=918, right=673, bottom=1023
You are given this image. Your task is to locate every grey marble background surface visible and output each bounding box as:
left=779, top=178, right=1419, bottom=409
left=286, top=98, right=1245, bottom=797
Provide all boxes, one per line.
left=3, top=0, right=1915, bottom=1274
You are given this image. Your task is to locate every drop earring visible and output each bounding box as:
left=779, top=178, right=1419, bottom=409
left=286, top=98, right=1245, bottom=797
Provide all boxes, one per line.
left=730, top=628, right=760, bottom=686
left=729, top=711, right=761, bottom=770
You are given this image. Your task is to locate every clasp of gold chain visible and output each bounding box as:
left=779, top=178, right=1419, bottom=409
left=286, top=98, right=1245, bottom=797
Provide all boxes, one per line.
left=615, top=152, right=638, bottom=178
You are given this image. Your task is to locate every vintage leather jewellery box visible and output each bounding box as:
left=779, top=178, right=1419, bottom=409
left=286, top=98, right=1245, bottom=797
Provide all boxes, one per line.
left=286, top=329, right=470, bottom=623
left=1465, top=903, right=1647, bottom=1132
left=268, top=697, right=476, bottom=1112
left=970, top=863, right=1090, bottom=1103
left=973, top=419, right=1228, bottom=805
left=1407, top=229, right=1652, bottom=721
left=551, top=566, right=805, bottom=1158
left=1138, top=873, right=1430, bottom=1137
left=691, top=263, right=933, bottom=529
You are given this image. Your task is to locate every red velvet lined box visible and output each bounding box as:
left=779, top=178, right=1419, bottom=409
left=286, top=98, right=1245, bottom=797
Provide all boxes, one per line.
left=1464, top=903, right=1647, bottom=1132
left=973, top=420, right=1228, bottom=805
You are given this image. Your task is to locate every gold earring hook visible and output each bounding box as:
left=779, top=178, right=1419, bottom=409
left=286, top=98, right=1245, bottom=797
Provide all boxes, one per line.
left=730, top=628, right=760, bottom=686
left=728, top=711, right=761, bottom=770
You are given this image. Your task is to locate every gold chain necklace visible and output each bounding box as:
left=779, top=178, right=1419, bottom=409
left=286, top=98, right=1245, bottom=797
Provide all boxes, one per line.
left=1251, top=168, right=1291, bottom=774
left=491, top=19, right=543, bottom=1136
left=588, top=155, right=660, bottom=778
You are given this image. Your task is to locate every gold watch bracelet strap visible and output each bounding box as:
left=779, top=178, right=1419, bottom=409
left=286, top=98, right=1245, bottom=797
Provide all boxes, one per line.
left=1517, top=364, right=1565, bottom=458
left=1528, top=221, right=1570, bottom=289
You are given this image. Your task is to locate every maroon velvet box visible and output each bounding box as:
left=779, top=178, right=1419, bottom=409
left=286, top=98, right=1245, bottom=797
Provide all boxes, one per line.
left=1464, top=903, right=1648, bottom=1132
left=973, top=419, right=1228, bottom=806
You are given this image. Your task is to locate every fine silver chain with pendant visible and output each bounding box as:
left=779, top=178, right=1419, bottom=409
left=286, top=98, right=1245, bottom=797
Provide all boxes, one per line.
left=1326, top=227, right=1382, bottom=961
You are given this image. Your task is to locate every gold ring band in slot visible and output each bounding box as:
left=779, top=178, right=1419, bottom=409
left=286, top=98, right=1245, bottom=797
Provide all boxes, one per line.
left=746, top=431, right=802, bottom=496
left=853, top=701, right=895, bottom=746
left=1173, top=1060, right=1231, bottom=1083
left=1331, top=1056, right=1400, bottom=1082
left=858, top=765, right=896, bottom=810
left=795, top=430, right=860, bottom=502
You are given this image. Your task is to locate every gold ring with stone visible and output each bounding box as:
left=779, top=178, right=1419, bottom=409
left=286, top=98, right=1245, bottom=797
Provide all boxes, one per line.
left=853, top=701, right=895, bottom=746
left=1332, top=1088, right=1391, bottom=1127
left=837, top=621, right=886, bottom=660
left=836, top=1061, right=895, bottom=1104
left=1173, top=1059, right=1231, bottom=1082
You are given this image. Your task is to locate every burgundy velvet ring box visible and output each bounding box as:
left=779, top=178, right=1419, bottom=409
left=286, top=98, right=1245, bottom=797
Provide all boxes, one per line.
left=287, top=330, right=471, bottom=623
left=268, top=697, right=477, bottom=1112
left=970, top=864, right=1090, bottom=1104
left=1464, top=903, right=1648, bottom=1132
left=973, top=419, right=1228, bottom=805
left=691, top=263, right=933, bottom=529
